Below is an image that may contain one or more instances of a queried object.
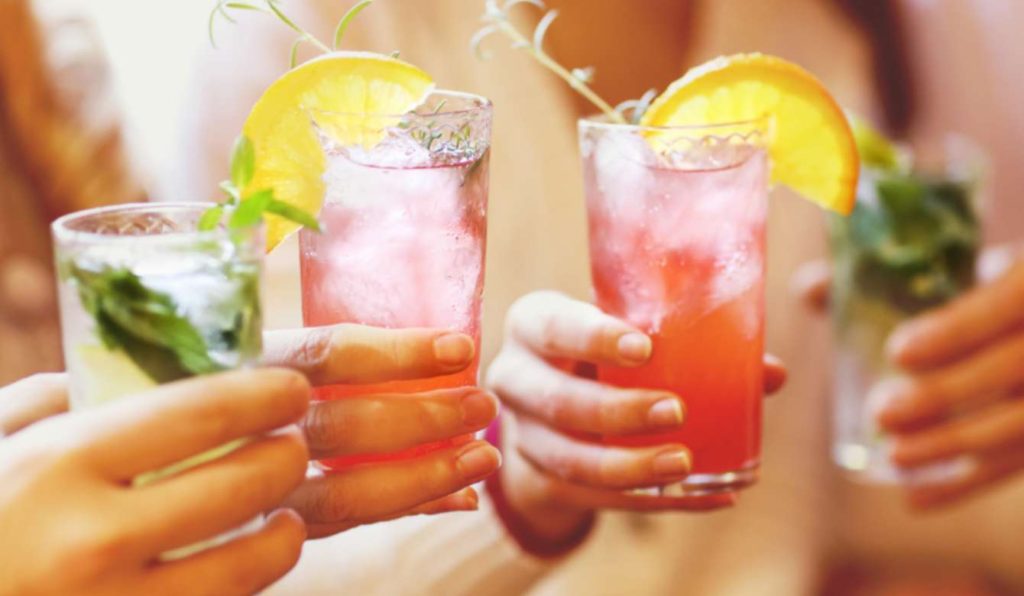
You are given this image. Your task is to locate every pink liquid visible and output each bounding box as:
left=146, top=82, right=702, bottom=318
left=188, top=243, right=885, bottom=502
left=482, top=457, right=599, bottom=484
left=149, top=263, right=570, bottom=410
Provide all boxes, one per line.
left=300, top=153, right=489, bottom=469
left=582, top=134, right=768, bottom=483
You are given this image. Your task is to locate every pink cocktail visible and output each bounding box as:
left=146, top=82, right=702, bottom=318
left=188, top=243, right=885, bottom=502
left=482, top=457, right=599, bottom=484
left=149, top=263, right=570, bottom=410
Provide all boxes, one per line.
left=300, top=91, right=491, bottom=468
left=580, top=118, right=769, bottom=495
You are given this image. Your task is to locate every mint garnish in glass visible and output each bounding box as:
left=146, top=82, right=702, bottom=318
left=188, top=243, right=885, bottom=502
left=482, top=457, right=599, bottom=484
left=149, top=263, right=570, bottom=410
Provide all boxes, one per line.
left=830, top=118, right=982, bottom=481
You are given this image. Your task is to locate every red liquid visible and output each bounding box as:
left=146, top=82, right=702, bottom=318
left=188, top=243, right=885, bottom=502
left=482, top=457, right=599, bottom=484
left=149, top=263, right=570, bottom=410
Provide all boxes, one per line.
left=594, top=256, right=764, bottom=473
left=582, top=133, right=768, bottom=480
left=300, top=154, right=488, bottom=469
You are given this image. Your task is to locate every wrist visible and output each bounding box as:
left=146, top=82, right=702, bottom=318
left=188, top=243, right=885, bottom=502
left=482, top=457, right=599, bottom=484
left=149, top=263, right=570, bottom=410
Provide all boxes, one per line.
left=484, top=419, right=596, bottom=558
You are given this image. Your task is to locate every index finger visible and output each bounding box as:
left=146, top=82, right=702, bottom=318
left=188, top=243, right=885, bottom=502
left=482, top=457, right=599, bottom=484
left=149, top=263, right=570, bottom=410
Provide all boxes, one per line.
left=263, top=325, right=476, bottom=386
left=78, top=368, right=309, bottom=479
left=0, top=373, right=68, bottom=436
left=888, top=261, right=1024, bottom=371
left=507, top=291, right=651, bottom=366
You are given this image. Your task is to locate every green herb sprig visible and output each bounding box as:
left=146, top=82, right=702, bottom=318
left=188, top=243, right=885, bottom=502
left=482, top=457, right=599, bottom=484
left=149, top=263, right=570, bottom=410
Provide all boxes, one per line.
left=473, top=0, right=631, bottom=124
left=67, top=265, right=224, bottom=383
left=210, top=0, right=375, bottom=67
left=198, top=135, right=321, bottom=233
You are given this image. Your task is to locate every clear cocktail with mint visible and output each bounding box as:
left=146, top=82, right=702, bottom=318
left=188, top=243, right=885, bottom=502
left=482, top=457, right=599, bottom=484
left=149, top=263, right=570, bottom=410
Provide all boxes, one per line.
left=53, top=202, right=264, bottom=557
left=830, top=131, right=981, bottom=481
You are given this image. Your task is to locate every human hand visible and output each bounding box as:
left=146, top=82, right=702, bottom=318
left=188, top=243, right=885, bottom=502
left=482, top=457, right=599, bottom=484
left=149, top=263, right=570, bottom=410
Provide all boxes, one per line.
left=0, top=369, right=309, bottom=596
left=262, top=325, right=501, bottom=539
left=793, top=248, right=1024, bottom=508
left=874, top=259, right=1024, bottom=509
left=486, top=291, right=787, bottom=545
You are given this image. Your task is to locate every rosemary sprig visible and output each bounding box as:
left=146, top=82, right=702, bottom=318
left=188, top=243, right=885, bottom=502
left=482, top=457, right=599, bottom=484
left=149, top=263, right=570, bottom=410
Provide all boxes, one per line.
left=615, top=89, right=658, bottom=125
left=333, top=0, right=373, bottom=49
left=473, top=0, right=628, bottom=124
left=210, top=0, right=376, bottom=67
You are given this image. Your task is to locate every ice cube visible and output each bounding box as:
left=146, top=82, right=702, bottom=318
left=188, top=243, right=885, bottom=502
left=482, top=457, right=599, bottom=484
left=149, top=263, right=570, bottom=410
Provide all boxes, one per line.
left=589, top=130, right=657, bottom=218
left=322, top=154, right=460, bottom=215
left=338, top=128, right=434, bottom=168
left=315, top=217, right=481, bottom=329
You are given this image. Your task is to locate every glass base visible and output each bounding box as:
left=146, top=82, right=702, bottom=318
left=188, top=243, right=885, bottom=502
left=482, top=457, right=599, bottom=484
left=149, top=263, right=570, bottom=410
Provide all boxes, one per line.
left=834, top=442, right=971, bottom=486
left=834, top=442, right=898, bottom=483
left=629, top=463, right=759, bottom=497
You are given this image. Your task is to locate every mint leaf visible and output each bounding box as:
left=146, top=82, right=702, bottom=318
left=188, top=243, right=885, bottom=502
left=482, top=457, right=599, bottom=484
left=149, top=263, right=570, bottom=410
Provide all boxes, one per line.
left=229, top=189, right=272, bottom=229
left=198, top=205, right=225, bottom=231
left=219, top=181, right=241, bottom=204
left=265, top=197, right=321, bottom=232
left=67, top=264, right=225, bottom=383
left=212, top=134, right=322, bottom=236
left=230, top=135, right=256, bottom=190
left=838, top=167, right=979, bottom=314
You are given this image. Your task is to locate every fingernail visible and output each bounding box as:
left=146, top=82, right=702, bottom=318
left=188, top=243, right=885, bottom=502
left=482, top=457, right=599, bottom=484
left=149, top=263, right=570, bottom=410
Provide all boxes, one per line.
left=886, top=324, right=918, bottom=360
left=437, top=488, right=479, bottom=513
left=867, top=377, right=916, bottom=423
left=652, top=448, right=692, bottom=479
left=461, top=391, right=498, bottom=427
left=434, top=333, right=475, bottom=368
left=456, top=442, right=502, bottom=482
left=647, top=397, right=685, bottom=428
left=617, top=332, right=651, bottom=363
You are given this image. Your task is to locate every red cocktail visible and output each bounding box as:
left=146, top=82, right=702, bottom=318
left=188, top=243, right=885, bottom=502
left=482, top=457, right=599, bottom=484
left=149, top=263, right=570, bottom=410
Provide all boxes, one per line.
left=580, top=118, right=769, bottom=494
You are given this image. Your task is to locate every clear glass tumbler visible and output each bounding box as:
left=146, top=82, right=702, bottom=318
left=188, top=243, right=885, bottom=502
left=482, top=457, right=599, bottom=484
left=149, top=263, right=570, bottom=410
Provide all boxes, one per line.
left=829, top=140, right=982, bottom=482
left=299, top=91, right=492, bottom=469
left=53, top=202, right=264, bottom=558
left=580, top=117, right=770, bottom=495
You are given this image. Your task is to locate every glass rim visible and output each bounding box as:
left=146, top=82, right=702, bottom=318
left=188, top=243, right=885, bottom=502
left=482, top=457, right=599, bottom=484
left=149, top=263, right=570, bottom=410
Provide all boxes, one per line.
left=52, top=202, right=257, bottom=247
left=578, top=113, right=771, bottom=135
left=305, top=89, right=492, bottom=119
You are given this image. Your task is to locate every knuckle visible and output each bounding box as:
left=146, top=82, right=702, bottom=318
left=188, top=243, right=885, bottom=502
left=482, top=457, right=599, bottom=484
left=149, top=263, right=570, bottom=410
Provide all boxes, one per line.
left=597, top=398, right=626, bottom=434
left=532, top=442, right=576, bottom=481
left=303, top=402, right=341, bottom=455
left=292, top=328, right=334, bottom=377
left=277, top=433, right=310, bottom=477
left=505, top=294, right=536, bottom=329
left=66, top=522, right=134, bottom=581
left=596, top=455, right=619, bottom=487
left=416, top=455, right=461, bottom=497
left=263, top=370, right=312, bottom=420
left=317, top=480, right=360, bottom=523
left=537, top=316, right=562, bottom=353
left=26, top=422, right=85, bottom=466
left=542, top=381, right=576, bottom=429
left=383, top=330, right=413, bottom=370
left=486, top=349, right=531, bottom=398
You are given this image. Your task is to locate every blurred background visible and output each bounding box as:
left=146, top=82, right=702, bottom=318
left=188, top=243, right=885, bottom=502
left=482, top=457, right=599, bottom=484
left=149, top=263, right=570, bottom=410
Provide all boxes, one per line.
left=1, top=1, right=1022, bottom=594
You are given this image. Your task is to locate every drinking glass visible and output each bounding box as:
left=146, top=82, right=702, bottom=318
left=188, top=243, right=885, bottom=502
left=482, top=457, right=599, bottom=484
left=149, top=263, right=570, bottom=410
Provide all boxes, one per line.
left=53, top=202, right=264, bottom=558
left=300, top=91, right=492, bottom=468
left=830, top=138, right=982, bottom=482
left=579, top=117, right=770, bottom=495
